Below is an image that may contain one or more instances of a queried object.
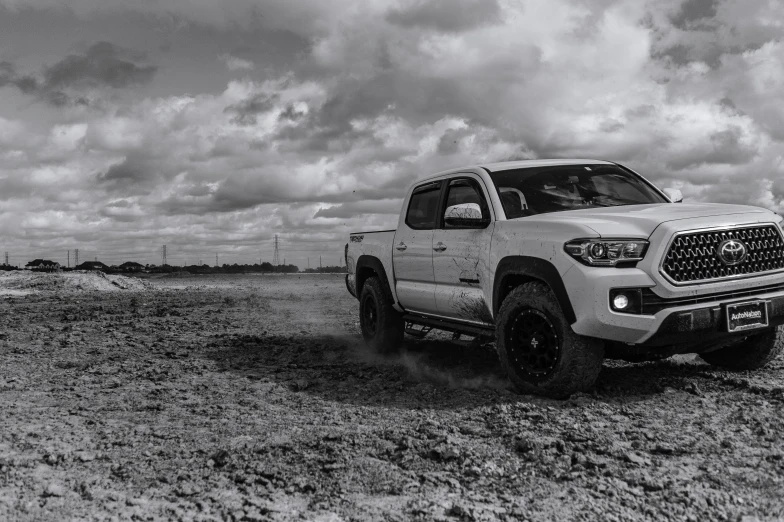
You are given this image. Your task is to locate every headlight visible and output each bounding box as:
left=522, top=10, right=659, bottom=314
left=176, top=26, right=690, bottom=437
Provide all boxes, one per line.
left=564, top=239, right=648, bottom=266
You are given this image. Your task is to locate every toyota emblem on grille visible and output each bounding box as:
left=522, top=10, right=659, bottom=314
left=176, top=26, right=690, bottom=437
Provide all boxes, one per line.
left=717, top=239, right=747, bottom=266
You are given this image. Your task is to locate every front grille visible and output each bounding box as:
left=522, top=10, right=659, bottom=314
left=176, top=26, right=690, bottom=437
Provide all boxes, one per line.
left=661, top=225, right=784, bottom=284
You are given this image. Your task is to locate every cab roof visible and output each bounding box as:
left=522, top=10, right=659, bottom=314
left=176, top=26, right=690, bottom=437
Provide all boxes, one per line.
left=424, top=159, right=614, bottom=179
left=413, top=159, right=617, bottom=185
left=480, top=159, right=613, bottom=172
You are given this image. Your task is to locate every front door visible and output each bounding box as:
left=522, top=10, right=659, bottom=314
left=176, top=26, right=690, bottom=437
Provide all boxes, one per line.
left=433, top=177, right=495, bottom=324
left=392, top=180, right=442, bottom=314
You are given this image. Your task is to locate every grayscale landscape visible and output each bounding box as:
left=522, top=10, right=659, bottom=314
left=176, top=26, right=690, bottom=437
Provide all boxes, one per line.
left=1, top=272, right=782, bottom=521
left=3, top=0, right=784, bottom=520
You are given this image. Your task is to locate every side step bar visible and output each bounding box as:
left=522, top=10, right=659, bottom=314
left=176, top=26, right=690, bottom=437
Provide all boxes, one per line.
left=404, top=324, right=432, bottom=338
left=402, top=313, right=495, bottom=339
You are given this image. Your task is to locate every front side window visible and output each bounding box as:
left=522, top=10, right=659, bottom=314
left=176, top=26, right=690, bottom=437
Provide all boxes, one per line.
left=443, top=178, right=489, bottom=228
left=490, top=165, right=667, bottom=218
left=405, top=181, right=442, bottom=230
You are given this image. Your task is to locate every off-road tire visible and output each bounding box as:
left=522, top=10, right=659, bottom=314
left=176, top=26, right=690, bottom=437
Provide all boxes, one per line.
left=359, top=276, right=404, bottom=354
left=701, top=326, right=784, bottom=370
left=497, top=282, right=604, bottom=399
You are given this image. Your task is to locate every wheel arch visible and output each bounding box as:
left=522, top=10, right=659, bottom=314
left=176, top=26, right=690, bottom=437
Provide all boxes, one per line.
left=493, top=256, right=576, bottom=324
left=355, top=255, right=396, bottom=304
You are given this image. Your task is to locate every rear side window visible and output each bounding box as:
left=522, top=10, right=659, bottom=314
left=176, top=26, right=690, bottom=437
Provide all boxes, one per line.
left=405, top=181, right=442, bottom=230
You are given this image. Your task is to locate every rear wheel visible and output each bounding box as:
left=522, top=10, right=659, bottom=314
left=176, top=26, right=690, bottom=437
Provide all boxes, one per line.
left=359, top=276, right=404, bottom=353
left=701, top=326, right=784, bottom=370
left=497, top=282, right=604, bottom=398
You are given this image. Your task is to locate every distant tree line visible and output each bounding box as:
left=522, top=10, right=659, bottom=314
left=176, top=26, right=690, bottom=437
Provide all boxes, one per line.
left=302, top=265, right=347, bottom=274
left=144, top=263, right=302, bottom=274
left=9, top=260, right=348, bottom=274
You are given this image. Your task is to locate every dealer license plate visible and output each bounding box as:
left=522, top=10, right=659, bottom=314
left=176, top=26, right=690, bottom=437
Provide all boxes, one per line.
left=726, top=300, right=769, bottom=333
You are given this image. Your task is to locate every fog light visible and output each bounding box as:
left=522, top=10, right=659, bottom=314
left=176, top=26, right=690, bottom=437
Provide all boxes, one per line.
left=609, top=288, right=644, bottom=314
left=613, top=294, right=630, bottom=310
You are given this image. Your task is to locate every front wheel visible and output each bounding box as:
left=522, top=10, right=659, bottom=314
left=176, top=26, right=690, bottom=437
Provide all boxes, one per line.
left=359, top=276, right=404, bottom=354
left=701, top=326, right=784, bottom=370
left=497, top=282, right=604, bottom=398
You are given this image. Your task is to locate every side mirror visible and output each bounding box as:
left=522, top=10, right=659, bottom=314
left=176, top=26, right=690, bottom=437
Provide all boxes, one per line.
left=444, top=203, right=489, bottom=228
left=662, top=188, right=683, bottom=203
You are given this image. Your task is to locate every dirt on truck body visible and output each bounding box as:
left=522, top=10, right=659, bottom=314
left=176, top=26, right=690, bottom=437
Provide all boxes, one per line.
left=0, top=273, right=783, bottom=521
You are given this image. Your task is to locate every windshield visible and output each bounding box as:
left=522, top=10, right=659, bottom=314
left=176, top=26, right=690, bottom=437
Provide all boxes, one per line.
left=489, top=164, right=668, bottom=218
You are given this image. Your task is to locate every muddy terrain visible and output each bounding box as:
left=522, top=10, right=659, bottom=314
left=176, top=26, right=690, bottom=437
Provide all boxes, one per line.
left=0, top=273, right=783, bottom=521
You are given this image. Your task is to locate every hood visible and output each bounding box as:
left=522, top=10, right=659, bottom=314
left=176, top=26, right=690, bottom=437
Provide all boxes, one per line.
left=515, top=203, right=773, bottom=238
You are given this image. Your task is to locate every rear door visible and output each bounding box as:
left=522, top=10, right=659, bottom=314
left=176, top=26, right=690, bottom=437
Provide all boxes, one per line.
left=392, top=180, right=442, bottom=313
left=432, top=176, right=495, bottom=323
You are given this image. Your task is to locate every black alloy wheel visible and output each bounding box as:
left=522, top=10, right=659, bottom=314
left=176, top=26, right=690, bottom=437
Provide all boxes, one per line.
left=496, top=282, right=604, bottom=398
left=361, top=293, right=378, bottom=337
left=508, top=308, right=560, bottom=378
left=358, top=276, right=404, bottom=353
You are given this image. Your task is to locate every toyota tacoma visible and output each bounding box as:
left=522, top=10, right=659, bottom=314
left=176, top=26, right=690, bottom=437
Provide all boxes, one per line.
left=345, top=159, right=784, bottom=397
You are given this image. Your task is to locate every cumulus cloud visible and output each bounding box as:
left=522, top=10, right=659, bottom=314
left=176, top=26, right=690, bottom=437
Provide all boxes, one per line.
left=313, top=200, right=402, bottom=219
left=1, top=0, right=784, bottom=264
left=218, top=53, right=255, bottom=71
left=385, top=0, right=502, bottom=33
left=0, top=0, right=354, bottom=33
left=0, top=41, right=156, bottom=106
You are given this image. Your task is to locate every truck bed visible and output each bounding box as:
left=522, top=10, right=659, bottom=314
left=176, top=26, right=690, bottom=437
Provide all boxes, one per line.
left=346, top=229, right=397, bottom=299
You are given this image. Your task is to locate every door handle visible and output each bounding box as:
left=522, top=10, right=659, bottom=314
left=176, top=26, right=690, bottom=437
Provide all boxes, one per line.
left=395, top=242, right=407, bottom=251
left=433, top=242, right=447, bottom=252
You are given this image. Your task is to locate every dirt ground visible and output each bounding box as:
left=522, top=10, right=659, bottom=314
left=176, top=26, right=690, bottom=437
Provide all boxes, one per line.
left=1, top=273, right=783, bottom=521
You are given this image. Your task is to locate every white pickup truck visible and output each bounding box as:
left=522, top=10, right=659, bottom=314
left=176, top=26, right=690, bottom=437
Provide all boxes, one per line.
left=345, top=159, right=784, bottom=397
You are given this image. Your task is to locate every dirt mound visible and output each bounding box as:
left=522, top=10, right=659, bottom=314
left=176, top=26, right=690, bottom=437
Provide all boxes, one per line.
left=0, top=270, right=151, bottom=294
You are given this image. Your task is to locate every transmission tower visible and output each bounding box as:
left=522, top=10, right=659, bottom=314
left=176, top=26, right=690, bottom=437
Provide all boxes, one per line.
left=3, top=252, right=8, bottom=266
left=161, top=245, right=167, bottom=266
left=74, top=249, right=79, bottom=266
left=67, top=250, right=70, bottom=268
left=215, top=254, right=218, bottom=267
left=273, top=234, right=280, bottom=266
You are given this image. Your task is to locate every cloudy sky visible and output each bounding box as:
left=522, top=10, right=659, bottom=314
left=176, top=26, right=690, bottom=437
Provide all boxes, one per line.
left=1, top=0, right=783, bottom=267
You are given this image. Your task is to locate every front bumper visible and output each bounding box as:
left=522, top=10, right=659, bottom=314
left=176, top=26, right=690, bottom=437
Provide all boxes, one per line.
left=564, top=263, right=784, bottom=345
left=642, top=295, right=784, bottom=347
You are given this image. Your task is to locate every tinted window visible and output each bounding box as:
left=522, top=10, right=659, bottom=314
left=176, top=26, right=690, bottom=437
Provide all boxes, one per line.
left=405, top=181, right=442, bottom=230
left=445, top=179, right=483, bottom=207
left=443, top=179, right=489, bottom=228
left=489, top=165, right=667, bottom=218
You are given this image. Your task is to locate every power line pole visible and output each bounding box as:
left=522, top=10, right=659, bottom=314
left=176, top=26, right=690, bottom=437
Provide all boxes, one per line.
left=273, top=234, right=280, bottom=266
left=67, top=250, right=70, bottom=268
left=74, top=249, right=79, bottom=266
left=3, top=252, right=8, bottom=266
left=161, top=245, right=167, bottom=266
left=319, top=256, right=322, bottom=270
left=215, top=254, right=218, bottom=267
